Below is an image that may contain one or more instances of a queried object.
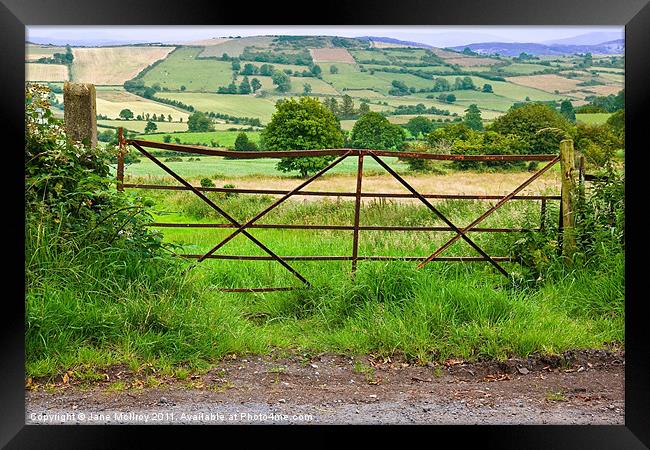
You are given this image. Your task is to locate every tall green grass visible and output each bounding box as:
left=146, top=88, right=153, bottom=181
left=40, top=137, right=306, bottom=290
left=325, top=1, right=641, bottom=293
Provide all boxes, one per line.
left=25, top=191, right=624, bottom=378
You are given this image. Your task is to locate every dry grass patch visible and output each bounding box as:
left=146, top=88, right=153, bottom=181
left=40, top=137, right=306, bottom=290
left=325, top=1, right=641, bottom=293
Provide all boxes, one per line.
left=25, top=63, right=68, bottom=82
left=580, top=84, right=624, bottom=96
left=445, top=57, right=499, bottom=67
left=310, top=48, right=356, bottom=63
left=26, top=44, right=66, bottom=61
left=506, top=74, right=584, bottom=94
left=71, top=46, right=175, bottom=85
left=429, top=48, right=467, bottom=59
left=95, top=90, right=189, bottom=121
left=183, top=171, right=561, bottom=204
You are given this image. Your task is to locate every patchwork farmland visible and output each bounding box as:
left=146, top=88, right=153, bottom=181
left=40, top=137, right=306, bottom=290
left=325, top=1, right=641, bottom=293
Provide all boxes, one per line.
left=27, top=35, right=623, bottom=151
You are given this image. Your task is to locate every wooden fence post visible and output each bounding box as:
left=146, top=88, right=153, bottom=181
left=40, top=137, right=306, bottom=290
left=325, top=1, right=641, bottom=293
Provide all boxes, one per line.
left=560, top=139, right=577, bottom=261
left=63, top=82, right=97, bottom=148
left=117, top=127, right=125, bottom=192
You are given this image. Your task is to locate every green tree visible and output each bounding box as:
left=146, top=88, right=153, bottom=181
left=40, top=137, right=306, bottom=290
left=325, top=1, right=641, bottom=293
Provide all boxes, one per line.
left=358, top=102, right=370, bottom=116
left=560, top=100, right=576, bottom=123
left=330, top=65, right=339, bottom=74
left=271, top=70, right=291, bottom=93
left=259, top=64, right=273, bottom=76
left=231, top=59, right=241, bottom=71
left=163, top=135, right=172, bottom=143
left=119, top=108, right=134, bottom=120
left=438, top=93, right=456, bottom=103
left=489, top=103, right=572, bottom=154
left=389, top=80, right=409, bottom=96
left=144, top=121, right=157, bottom=133
left=339, top=94, right=355, bottom=119
left=261, top=97, right=345, bottom=177
left=433, top=78, right=451, bottom=92
left=251, top=78, right=262, bottom=93
left=311, top=64, right=322, bottom=77
left=234, top=132, right=258, bottom=151
left=303, top=83, right=312, bottom=94
left=349, top=112, right=406, bottom=151
left=241, top=63, right=256, bottom=75
left=323, top=97, right=339, bottom=116
left=575, top=123, right=622, bottom=166
left=239, top=76, right=252, bottom=94
left=405, top=116, right=435, bottom=138
left=482, top=83, right=493, bottom=93
left=464, top=104, right=484, bottom=131
left=187, top=111, right=214, bottom=132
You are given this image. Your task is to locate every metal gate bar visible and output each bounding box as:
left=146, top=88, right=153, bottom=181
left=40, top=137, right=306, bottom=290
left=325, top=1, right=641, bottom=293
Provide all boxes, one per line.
left=121, top=137, right=560, bottom=289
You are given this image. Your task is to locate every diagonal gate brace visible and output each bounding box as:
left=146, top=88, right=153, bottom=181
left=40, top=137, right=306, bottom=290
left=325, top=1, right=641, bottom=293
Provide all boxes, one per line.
left=418, top=156, right=561, bottom=270
left=369, top=153, right=509, bottom=278
left=130, top=142, right=312, bottom=286
left=196, top=152, right=352, bottom=262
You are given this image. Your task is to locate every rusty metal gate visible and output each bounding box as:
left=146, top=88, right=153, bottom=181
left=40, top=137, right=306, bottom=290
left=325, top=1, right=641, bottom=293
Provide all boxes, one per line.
left=117, top=131, right=561, bottom=292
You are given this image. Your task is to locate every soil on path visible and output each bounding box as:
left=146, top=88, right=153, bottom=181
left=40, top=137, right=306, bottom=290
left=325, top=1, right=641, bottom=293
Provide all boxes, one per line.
left=26, top=348, right=624, bottom=425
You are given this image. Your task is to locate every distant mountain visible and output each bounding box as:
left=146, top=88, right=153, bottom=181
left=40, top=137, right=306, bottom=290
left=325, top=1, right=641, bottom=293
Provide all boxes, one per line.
left=355, top=36, right=433, bottom=49
left=450, top=39, right=624, bottom=56
left=542, top=31, right=623, bottom=46
left=27, top=37, right=156, bottom=47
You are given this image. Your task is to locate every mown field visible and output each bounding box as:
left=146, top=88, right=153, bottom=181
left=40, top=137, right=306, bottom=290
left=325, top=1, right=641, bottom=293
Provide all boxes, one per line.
left=121, top=154, right=411, bottom=178
left=99, top=119, right=189, bottom=133
left=135, top=130, right=262, bottom=148
left=25, top=63, right=69, bottom=82
left=575, top=113, right=613, bottom=125
left=156, top=92, right=278, bottom=123
left=95, top=90, right=190, bottom=121
left=71, top=46, right=175, bottom=85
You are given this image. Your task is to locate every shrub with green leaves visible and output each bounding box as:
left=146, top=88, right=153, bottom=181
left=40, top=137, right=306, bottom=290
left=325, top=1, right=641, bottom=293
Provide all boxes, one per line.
left=489, top=103, right=572, bottom=154
left=200, top=178, right=215, bottom=188
left=25, top=83, right=160, bottom=251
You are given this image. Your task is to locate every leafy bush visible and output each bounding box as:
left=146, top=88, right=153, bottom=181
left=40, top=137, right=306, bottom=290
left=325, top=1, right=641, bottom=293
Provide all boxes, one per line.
left=200, top=178, right=215, bottom=188
left=25, top=83, right=161, bottom=252
left=489, top=103, right=572, bottom=154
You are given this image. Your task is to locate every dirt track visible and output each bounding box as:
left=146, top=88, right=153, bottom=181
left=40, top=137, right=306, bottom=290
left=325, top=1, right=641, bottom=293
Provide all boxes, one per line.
left=26, top=349, right=624, bottom=425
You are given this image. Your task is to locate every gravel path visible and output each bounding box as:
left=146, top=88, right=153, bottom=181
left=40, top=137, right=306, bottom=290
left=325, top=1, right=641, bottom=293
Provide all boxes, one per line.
left=26, top=349, right=624, bottom=425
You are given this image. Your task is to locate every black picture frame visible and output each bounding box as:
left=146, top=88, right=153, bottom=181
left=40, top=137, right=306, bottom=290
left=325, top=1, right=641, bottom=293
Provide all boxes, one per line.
left=3, top=0, right=648, bottom=447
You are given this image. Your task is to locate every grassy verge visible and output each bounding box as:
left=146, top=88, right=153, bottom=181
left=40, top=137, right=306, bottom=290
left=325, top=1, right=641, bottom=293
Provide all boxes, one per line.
left=26, top=188, right=624, bottom=379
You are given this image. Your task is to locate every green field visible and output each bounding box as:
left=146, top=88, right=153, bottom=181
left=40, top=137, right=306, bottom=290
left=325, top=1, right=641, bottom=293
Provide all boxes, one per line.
left=576, top=113, right=613, bottom=125
left=122, top=154, right=408, bottom=178
left=28, top=182, right=624, bottom=377
left=135, top=130, right=261, bottom=148
left=141, top=47, right=236, bottom=92
left=198, top=36, right=276, bottom=58
left=157, top=92, right=279, bottom=123
left=498, top=63, right=555, bottom=75
left=99, top=119, right=189, bottom=133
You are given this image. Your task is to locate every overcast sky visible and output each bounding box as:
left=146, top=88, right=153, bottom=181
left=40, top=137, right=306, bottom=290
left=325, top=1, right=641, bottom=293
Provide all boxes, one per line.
left=27, top=26, right=624, bottom=47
